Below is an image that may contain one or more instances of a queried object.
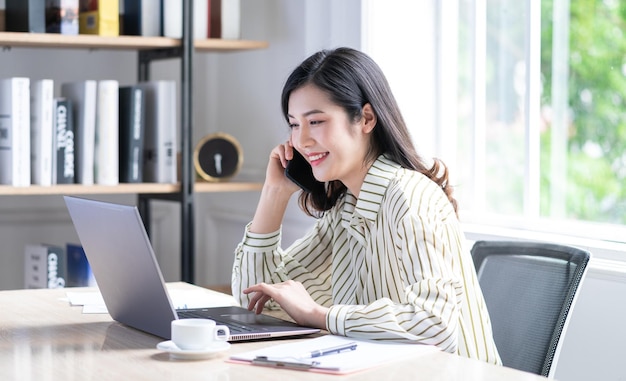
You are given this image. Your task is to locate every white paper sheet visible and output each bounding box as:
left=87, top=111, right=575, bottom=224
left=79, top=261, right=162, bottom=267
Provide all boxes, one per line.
left=229, top=335, right=440, bottom=375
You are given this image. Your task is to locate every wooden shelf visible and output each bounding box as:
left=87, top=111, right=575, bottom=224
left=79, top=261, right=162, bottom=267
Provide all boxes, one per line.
left=195, top=181, right=263, bottom=193
left=194, top=39, right=268, bottom=52
left=0, top=183, right=179, bottom=196
left=0, top=182, right=263, bottom=196
left=0, top=32, right=268, bottom=51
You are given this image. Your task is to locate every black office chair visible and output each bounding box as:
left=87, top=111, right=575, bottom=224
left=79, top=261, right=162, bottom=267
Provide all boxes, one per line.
left=471, top=240, right=590, bottom=378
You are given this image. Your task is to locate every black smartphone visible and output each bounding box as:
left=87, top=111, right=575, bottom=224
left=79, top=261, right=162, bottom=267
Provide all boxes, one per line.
left=284, top=150, right=325, bottom=193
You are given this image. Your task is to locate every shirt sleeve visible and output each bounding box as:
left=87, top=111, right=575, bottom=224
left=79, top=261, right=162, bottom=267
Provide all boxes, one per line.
left=231, top=214, right=337, bottom=309
left=326, top=212, right=463, bottom=353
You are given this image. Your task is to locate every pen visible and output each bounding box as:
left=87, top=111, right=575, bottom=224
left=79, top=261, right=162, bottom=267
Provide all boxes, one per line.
left=308, top=342, right=358, bottom=358
left=252, top=356, right=318, bottom=370
left=251, top=356, right=344, bottom=372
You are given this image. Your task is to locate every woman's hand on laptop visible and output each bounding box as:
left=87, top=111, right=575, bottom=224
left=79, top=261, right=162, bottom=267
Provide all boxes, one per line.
left=243, top=280, right=328, bottom=330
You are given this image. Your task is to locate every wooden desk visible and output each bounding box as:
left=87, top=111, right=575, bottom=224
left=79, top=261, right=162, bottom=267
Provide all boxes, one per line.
left=0, top=283, right=547, bottom=380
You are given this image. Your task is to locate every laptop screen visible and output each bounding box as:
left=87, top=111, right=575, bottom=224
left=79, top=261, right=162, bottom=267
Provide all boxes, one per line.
left=64, top=196, right=320, bottom=340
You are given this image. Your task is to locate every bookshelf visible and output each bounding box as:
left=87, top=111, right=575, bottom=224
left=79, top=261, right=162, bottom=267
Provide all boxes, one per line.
left=0, top=2, right=267, bottom=285
left=0, top=31, right=268, bottom=51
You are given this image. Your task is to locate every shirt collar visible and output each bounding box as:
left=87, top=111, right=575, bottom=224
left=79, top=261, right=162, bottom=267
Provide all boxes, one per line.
left=344, top=155, right=401, bottom=225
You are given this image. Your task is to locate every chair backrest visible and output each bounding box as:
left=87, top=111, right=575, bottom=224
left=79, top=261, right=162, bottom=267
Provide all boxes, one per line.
left=471, top=240, right=590, bottom=377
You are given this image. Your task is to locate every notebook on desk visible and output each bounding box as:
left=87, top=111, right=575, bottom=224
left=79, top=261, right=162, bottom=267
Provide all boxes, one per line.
left=63, top=196, right=320, bottom=341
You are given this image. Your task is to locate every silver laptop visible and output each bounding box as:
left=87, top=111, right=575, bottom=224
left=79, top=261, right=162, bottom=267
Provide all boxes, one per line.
left=64, top=196, right=320, bottom=341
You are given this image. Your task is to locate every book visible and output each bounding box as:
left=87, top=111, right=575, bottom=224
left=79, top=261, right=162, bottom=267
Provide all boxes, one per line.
left=136, top=80, right=177, bottom=183
left=119, top=85, right=145, bottom=183
left=94, top=80, right=119, bottom=185
left=52, top=97, right=75, bottom=184
left=0, top=77, right=31, bottom=187
left=122, top=0, right=161, bottom=37
left=30, top=79, right=55, bottom=186
left=5, top=0, right=46, bottom=33
left=229, top=335, right=439, bottom=375
left=209, top=0, right=240, bottom=39
left=66, top=243, right=96, bottom=287
left=24, top=244, right=66, bottom=289
left=46, top=0, right=79, bottom=35
left=78, top=0, right=119, bottom=36
left=61, top=80, right=97, bottom=185
left=163, top=0, right=208, bottom=39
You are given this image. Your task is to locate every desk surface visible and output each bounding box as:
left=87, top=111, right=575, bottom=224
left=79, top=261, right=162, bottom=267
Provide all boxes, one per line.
left=0, top=283, right=547, bottom=380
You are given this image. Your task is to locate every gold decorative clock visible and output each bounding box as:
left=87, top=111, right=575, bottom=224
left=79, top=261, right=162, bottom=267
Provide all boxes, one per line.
left=193, top=133, right=243, bottom=182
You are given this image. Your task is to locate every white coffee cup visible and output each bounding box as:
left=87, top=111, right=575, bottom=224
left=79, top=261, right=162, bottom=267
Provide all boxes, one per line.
left=171, top=319, right=230, bottom=350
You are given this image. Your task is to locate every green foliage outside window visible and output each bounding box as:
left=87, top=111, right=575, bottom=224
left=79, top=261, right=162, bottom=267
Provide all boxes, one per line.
left=541, top=0, right=626, bottom=223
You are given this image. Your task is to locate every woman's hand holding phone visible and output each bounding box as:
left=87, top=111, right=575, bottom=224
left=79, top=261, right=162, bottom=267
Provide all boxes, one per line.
left=266, top=141, right=324, bottom=194
left=264, top=142, right=301, bottom=194
left=248, top=142, right=301, bottom=234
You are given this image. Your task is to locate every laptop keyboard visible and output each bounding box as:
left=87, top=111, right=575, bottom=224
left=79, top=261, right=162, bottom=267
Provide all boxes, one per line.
left=177, top=310, right=253, bottom=334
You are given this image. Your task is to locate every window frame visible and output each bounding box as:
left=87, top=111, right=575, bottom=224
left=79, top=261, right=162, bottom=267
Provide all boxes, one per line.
left=361, top=0, right=626, bottom=260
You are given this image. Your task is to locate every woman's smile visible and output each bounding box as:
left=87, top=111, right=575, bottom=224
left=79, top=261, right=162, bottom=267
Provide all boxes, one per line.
left=308, top=152, right=328, bottom=166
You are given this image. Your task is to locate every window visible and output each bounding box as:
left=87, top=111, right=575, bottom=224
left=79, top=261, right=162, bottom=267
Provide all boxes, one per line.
left=363, top=0, right=626, bottom=255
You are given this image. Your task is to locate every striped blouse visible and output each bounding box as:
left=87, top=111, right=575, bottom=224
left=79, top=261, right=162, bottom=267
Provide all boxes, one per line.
left=232, top=155, right=501, bottom=365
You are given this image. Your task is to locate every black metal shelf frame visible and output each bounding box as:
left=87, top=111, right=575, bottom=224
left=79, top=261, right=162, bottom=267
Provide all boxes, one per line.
left=137, top=0, right=195, bottom=284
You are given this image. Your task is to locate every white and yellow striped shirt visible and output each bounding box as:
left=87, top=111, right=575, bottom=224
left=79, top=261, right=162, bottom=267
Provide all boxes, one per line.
left=232, top=155, right=501, bottom=365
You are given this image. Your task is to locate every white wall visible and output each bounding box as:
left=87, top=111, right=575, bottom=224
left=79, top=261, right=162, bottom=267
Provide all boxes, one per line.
left=552, top=261, right=626, bottom=381
left=191, top=0, right=362, bottom=287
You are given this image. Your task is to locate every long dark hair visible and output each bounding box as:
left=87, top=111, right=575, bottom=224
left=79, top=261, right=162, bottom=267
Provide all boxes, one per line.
left=281, top=47, right=457, bottom=217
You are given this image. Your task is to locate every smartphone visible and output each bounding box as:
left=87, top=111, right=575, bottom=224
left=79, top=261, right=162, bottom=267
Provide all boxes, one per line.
left=284, top=150, right=325, bottom=193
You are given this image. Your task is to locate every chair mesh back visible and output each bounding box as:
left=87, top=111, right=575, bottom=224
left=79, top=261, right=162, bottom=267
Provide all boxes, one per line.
left=472, top=241, right=590, bottom=377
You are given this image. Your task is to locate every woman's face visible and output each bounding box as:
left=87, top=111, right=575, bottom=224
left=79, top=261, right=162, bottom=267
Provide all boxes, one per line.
left=287, top=84, right=375, bottom=195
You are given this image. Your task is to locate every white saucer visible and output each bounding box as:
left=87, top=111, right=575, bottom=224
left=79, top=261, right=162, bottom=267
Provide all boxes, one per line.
left=156, top=340, right=230, bottom=360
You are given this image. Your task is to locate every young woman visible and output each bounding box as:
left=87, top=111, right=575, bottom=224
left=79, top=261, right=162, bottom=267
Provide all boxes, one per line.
left=231, top=47, right=501, bottom=365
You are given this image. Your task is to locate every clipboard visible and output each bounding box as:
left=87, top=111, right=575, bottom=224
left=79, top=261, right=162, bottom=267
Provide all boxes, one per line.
left=228, top=335, right=439, bottom=375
